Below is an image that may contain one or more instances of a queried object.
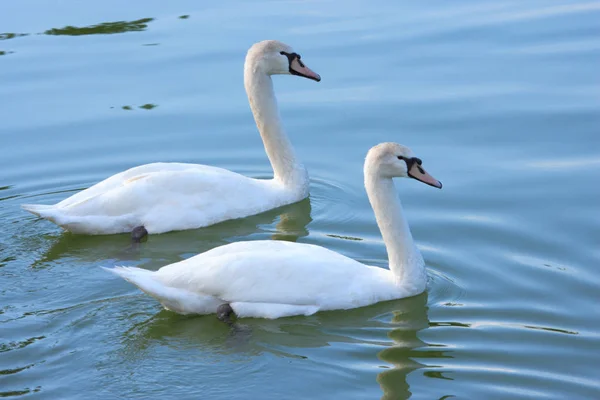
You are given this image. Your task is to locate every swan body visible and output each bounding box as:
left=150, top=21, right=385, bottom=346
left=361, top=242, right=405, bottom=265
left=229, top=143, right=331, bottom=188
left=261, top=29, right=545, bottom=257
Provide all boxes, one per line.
left=105, top=143, right=443, bottom=319
left=22, top=40, right=321, bottom=235
left=106, top=240, right=412, bottom=319
left=23, top=163, right=300, bottom=235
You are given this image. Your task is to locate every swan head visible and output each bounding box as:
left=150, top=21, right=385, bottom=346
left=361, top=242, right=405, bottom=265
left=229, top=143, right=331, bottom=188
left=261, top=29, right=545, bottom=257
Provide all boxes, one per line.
left=246, top=40, right=321, bottom=82
left=365, top=142, right=442, bottom=188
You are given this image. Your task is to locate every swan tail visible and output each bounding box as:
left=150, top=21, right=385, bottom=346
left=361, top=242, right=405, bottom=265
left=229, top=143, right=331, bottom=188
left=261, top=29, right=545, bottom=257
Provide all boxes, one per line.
left=22, top=204, right=57, bottom=218
left=102, top=266, right=219, bottom=315
left=102, top=266, right=167, bottom=298
left=21, top=203, right=74, bottom=229
left=22, top=204, right=131, bottom=234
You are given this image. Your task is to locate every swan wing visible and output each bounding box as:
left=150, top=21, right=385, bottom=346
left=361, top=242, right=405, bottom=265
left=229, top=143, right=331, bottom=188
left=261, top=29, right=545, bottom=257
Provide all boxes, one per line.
left=155, top=240, right=391, bottom=308
left=55, top=163, right=218, bottom=208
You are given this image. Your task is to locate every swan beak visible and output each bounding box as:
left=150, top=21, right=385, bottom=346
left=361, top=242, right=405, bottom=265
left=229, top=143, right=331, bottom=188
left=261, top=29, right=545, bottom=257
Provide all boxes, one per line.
left=290, top=57, right=321, bottom=82
left=408, top=163, right=443, bottom=189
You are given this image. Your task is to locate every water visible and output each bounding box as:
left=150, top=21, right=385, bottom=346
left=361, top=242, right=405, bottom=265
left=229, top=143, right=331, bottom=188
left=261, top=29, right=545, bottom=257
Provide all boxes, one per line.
left=1, top=1, right=599, bottom=398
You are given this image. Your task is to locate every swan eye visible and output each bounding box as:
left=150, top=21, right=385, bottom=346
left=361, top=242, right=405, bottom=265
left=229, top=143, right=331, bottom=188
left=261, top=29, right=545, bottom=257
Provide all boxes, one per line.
left=280, top=51, right=294, bottom=63
left=280, top=51, right=305, bottom=68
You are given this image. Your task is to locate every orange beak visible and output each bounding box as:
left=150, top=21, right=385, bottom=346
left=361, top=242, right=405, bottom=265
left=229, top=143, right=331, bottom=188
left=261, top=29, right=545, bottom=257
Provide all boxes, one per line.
left=408, top=163, right=442, bottom=188
left=289, top=57, right=321, bottom=82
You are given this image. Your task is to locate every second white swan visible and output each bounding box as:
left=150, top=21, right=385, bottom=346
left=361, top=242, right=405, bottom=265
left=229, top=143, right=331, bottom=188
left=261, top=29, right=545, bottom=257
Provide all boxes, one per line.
left=22, top=40, right=321, bottom=238
left=104, top=142, right=442, bottom=320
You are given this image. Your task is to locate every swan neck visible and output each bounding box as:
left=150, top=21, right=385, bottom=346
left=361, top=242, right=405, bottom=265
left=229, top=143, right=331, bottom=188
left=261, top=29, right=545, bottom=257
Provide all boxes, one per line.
left=244, top=67, right=307, bottom=190
left=365, top=171, right=426, bottom=287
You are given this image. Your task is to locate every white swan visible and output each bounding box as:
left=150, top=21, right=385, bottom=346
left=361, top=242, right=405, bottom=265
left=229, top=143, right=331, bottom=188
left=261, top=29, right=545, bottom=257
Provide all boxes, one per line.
left=104, top=142, right=442, bottom=320
left=21, top=40, right=321, bottom=236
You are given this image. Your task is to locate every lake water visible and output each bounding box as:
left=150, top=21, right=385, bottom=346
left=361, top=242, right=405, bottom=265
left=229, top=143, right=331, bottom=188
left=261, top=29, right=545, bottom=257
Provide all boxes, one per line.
left=1, top=1, right=599, bottom=398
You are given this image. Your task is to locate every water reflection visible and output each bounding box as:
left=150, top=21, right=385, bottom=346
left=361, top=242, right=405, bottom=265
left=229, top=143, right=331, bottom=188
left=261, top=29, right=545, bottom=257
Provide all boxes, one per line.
left=270, top=197, right=312, bottom=241
left=0, top=387, right=41, bottom=397
left=1, top=13, right=182, bottom=42
left=44, top=18, right=153, bottom=36
left=30, top=198, right=312, bottom=266
left=0, top=185, right=14, bottom=198
left=128, top=294, right=427, bottom=350
left=377, top=294, right=433, bottom=399
left=119, top=292, right=437, bottom=399
left=116, top=104, right=159, bottom=111
left=0, top=33, right=28, bottom=40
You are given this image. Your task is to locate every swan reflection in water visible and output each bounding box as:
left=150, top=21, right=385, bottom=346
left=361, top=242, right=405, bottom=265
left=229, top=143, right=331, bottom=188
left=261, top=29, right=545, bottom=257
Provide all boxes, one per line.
left=118, top=292, right=445, bottom=399
left=29, top=197, right=312, bottom=267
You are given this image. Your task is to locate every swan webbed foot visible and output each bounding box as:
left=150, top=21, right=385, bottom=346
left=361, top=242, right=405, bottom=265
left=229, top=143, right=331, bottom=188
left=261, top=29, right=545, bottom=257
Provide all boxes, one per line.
left=131, top=226, right=148, bottom=244
left=217, top=303, right=235, bottom=324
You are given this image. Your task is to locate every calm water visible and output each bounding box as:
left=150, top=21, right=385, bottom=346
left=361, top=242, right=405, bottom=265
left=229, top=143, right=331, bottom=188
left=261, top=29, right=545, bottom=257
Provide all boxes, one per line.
left=1, top=1, right=599, bottom=398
